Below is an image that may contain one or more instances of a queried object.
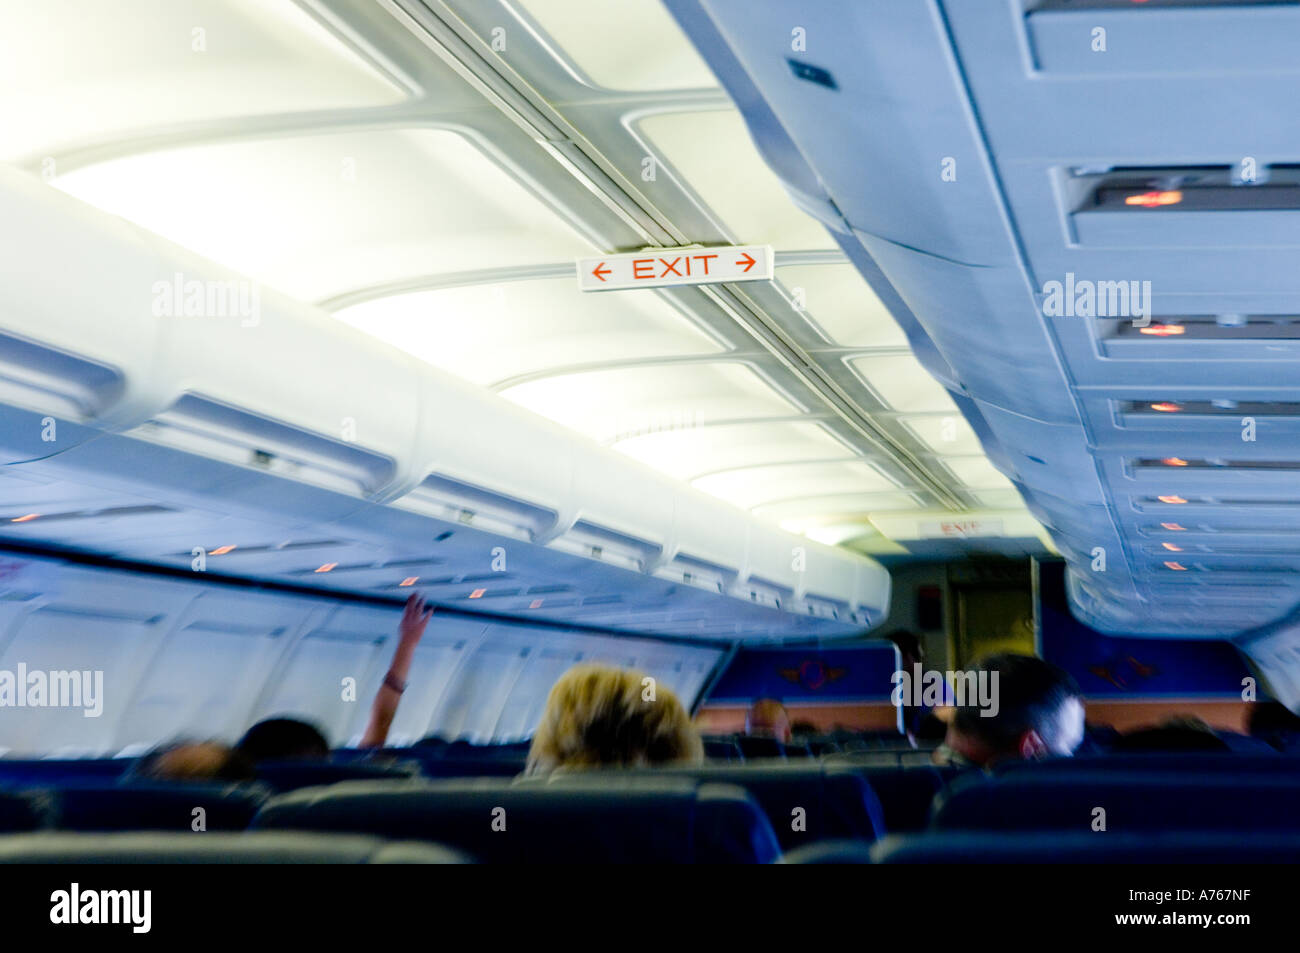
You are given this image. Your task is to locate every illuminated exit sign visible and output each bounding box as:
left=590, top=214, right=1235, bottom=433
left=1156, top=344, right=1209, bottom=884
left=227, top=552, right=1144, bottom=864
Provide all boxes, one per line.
left=577, top=244, right=773, bottom=292
left=917, top=519, right=1005, bottom=539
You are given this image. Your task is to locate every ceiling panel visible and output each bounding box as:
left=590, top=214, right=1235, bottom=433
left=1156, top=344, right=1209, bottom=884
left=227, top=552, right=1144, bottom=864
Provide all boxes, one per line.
left=334, top=279, right=722, bottom=387
left=636, top=109, right=837, bottom=250
left=901, top=414, right=983, bottom=455
left=53, top=128, right=594, bottom=301
left=941, top=456, right=1017, bottom=491
left=691, top=460, right=899, bottom=510
left=849, top=355, right=961, bottom=413
left=516, top=0, right=717, bottom=91
left=775, top=264, right=908, bottom=348
left=611, top=419, right=851, bottom=481
left=499, top=361, right=800, bottom=444
left=0, top=0, right=407, bottom=160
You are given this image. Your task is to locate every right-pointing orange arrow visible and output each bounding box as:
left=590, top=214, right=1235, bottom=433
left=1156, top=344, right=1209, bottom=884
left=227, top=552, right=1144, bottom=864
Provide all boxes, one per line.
left=735, top=252, right=756, bottom=272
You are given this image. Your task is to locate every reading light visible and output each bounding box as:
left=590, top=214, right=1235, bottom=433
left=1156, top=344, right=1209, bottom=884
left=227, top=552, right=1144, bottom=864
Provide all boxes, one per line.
left=1162, top=542, right=1183, bottom=552
left=210, top=545, right=236, bottom=555
left=10, top=514, right=39, bottom=523
left=399, top=577, right=418, bottom=587
left=1126, top=190, right=1183, bottom=207
left=1150, top=402, right=1182, bottom=413
left=1140, top=324, right=1185, bottom=336
left=1162, top=457, right=1189, bottom=466
left=1160, top=522, right=1187, bottom=531
left=469, top=588, right=486, bottom=599
left=1164, top=561, right=1188, bottom=571
left=315, top=563, right=337, bottom=573
left=1157, top=495, right=1187, bottom=504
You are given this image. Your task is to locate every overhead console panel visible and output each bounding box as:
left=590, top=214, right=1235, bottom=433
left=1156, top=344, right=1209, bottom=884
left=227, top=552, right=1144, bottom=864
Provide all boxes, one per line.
left=670, top=0, right=1300, bottom=637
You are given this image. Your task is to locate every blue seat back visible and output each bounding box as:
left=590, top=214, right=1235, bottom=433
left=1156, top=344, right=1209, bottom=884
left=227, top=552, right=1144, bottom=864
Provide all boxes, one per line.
left=49, top=783, right=268, bottom=832
left=254, top=775, right=782, bottom=863
left=651, top=763, right=885, bottom=847
left=869, top=831, right=1300, bottom=864
left=254, top=758, right=418, bottom=793
left=933, top=771, right=1300, bottom=832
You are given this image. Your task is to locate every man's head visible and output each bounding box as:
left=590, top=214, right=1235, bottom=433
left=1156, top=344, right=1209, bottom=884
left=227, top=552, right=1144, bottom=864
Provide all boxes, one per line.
left=236, top=717, right=329, bottom=763
left=945, top=653, right=1084, bottom=767
left=745, top=698, right=792, bottom=744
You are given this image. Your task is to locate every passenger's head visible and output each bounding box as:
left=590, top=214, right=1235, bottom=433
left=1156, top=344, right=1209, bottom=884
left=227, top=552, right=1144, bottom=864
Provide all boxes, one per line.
left=526, top=664, right=703, bottom=775
left=133, top=741, right=256, bottom=783
left=236, top=717, right=329, bottom=762
left=1110, top=716, right=1230, bottom=753
left=889, top=629, right=924, bottom=668
left=745, top=697, right=792, bottom=744
left=946, top=653, right=1085, bottom=767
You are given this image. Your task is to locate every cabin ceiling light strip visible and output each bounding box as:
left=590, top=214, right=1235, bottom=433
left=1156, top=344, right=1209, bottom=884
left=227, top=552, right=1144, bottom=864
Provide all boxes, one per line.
left=385, top=0, right=964, bottom=512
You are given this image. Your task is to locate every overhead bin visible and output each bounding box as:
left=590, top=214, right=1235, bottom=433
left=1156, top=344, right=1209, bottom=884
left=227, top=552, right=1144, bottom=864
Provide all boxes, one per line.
left=1026, top=1, right=1300, bottom=76
left=0, top=164, right=888, bottom=638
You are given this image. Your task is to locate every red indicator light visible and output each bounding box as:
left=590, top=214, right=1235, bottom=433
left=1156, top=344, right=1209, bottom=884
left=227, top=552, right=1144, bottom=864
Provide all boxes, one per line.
left=1164, top=561, right=1188, bottom=571
left=469, top=588, right=486, bottom=599
left=210, top=545, right=236, bottom=555
left=1157, top=495, right=1187, bottom=504
left=10, top=514, right=38, bottom=523
left=1162, top=457, right=1189, bottom=467
left=1126, top=190, right=1183, bottom=207
left=1150, top=402, right=1182, bottom=413
left=1160, top=522, right=1186, bottom=531
left=1162, top=542, right=1183, bottom=552
left=399, top=577, right=418, bottom=587
left=314, top=563, right=337, bottom=573
left=1140, top=324, right=1185, bottom=336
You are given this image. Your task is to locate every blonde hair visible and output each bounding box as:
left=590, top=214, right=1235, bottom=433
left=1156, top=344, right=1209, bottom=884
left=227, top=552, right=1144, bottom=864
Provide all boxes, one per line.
left=526, top=664, right=703, bottom=775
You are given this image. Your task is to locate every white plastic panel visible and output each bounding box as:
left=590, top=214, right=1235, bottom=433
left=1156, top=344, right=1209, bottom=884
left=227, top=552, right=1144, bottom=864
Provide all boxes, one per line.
left=901, top=415, right=983, bottom=456
left=776, top=264, right=908, bottom=348
left=849, top=355, right=960, bottom=413
left=518, top=0, right=718, bottom=91
left=0, top=0, right=407, bottom=160
left=500, top=362, right=800, bottom=444
left=693, top=460, right=898, bottom=510
left=334, top=279, right=721, bottom=388
left=637, top=109, right=836, bottom=250
left=612, top=420, right=850, bottom=481
left=0, top=608, right=152, bottom=755
left=53, top=128, right=594, bottom=302
left=942, top=457, right=1017, bottom=491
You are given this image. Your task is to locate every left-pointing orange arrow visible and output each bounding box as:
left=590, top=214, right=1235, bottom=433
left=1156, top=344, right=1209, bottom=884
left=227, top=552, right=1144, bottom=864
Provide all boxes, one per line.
left=592, top=262, right=611, bottom=281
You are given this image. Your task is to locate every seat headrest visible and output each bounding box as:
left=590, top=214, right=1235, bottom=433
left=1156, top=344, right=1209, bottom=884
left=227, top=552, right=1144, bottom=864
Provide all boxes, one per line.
left=0, top=831, right=471, bottom=863
left=254, top=775, right=781, bottom=863
left=933, top=771, right=1300, bottom=832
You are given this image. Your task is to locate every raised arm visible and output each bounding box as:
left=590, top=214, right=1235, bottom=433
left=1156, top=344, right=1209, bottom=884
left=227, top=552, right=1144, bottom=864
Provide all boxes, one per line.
left=359, top=593, right=433, bottom=749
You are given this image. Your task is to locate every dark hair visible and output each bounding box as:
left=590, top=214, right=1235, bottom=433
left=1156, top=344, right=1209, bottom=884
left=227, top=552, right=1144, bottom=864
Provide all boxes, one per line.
left=236, top=717, right=329, bottom=762
left=888, top=630, right=923, bottom=661
left=952, top=653, right=1080, bottom=751
left=1246, top=701, right=1300, bottom=745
